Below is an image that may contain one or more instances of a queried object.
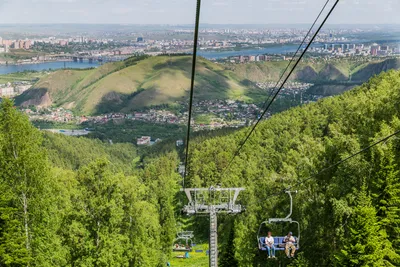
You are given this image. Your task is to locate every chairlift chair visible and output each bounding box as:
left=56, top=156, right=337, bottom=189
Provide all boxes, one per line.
left=173, top=231, right=194, bottom=252
left=257, top=191, right=300, bottom=252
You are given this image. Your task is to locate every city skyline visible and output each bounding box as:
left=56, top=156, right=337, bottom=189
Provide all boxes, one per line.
left=0, top=0, right=399, bottom=25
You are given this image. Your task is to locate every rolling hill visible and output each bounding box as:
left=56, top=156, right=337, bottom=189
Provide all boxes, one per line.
left=15, top=56, right=400, bottom=115
left=16, top=55, right=261, bottom=115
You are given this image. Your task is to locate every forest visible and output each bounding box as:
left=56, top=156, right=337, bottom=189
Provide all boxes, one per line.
left=1, top=69, right=400, bottom=266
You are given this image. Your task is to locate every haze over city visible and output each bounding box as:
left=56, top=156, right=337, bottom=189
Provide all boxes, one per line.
left=0, top=0, right=399, bottom=25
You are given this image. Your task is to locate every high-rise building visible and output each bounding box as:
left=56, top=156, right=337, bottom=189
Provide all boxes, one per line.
left=19, top=40, right=25, bottom=49
left=370, top=47, right=378, bottom=56
left=1, top=40, right=11, bottom=47
left=24, top=40, right=31, bottom=50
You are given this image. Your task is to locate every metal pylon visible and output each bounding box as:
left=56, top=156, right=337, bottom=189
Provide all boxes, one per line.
left=181, top=186, right=244, bottom=266
left=209, top=206, right=218, bottom=267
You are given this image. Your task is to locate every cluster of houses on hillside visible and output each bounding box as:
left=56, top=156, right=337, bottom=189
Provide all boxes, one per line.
left=24, top=100, right=266, bottom=131
left=136, top=136, right=163, bottom=146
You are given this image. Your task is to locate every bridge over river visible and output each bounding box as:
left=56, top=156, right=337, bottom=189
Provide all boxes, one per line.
left=53, top=54, right=130, bottom=63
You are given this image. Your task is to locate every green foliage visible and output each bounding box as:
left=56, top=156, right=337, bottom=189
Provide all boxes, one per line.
left=0, top=99, right=181, bottom=266
left=3, top=69, right=400, bottom=266
left=86, top=119, right=184, bottom=143
left=184, top=70, right=400, bottom=266
left=0, top=99, right=66, bottom=266
left=63, top=160, right=130, bottom=266
left=335, top=186, right=393, bottom=266
left=42, top=132, right=137, bottom=171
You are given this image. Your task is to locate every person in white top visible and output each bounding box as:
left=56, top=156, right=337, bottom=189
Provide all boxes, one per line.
left=284, top=231, right=296, bottom=258
left=265, top=231, right=276, bottom=258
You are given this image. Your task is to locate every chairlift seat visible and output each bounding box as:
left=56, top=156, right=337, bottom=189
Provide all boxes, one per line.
left=258, top=237, right=267, bottom=251
left=173, top=248, right=192, bottom=252
left=259, top=236, right=298, bottom=251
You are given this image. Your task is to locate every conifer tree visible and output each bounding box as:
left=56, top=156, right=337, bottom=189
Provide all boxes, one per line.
left=0, top=98, right=64, bottom=266
left=335, top=185, right=394, bottom=266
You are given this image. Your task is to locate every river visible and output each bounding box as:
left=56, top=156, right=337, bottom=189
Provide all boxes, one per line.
left=0, top=44, right=318, bottom=74
left=0, top=61, right=100, bottom=75
left=198, top=43, right=322, bottom=59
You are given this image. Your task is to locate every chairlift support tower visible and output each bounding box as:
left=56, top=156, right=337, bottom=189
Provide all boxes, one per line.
left=181, top=186, right=245, bottom=267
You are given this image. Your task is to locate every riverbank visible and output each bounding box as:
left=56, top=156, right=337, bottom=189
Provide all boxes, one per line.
left=0, top=61, right=99, bottom=75
left=0, top=59, right=75, bottom=66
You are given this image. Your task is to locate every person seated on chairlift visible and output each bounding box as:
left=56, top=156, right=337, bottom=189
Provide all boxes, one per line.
left=283, top=231, right=296, bottom=258
left=265, top=231, right=276, bottom=259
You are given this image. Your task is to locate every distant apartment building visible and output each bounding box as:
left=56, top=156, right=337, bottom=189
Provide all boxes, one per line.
left=2, top=40, right=13, bottom=47
left=0, top=87, right=15, bottom=97
left=249, top=55, right=256, bottom=62
left=255, top=55, right=266, bottom=61
left=24, top=40, right=31, bottom=49
left=137, top=136, right=151, bottom=145
left=377, top=50, right=388, bottom=56
left=370, top=47, right=379, bottom=56
left=380, top=45, right=389, bottom=51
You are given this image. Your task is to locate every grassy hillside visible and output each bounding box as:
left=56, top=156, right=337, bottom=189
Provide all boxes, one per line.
left=15, top=56, right=400, bottom=115
left=229, top=58, right=400, bottom=83
left=16, top=55, right=259, bottom=115
left=0, top=71, right=46, bottom=84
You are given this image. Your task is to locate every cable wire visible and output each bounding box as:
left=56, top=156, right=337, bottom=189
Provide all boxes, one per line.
left=257, top=0, right=331, bottom=112
left=183, top=0, right=202, bottom=187
left=221, top=0, right=340, bottom=178
left=286, top=129, right=400, bottom=192
left=262, top=129, right=400, bottom=201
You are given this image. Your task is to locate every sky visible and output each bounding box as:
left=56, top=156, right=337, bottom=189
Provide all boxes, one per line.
left=0, top=0, right=399, bottom=25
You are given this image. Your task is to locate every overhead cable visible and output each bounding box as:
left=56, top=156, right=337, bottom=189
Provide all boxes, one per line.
left=221, top=0, right=340, bottom=178
left=183, top=0, right=202, bottom=187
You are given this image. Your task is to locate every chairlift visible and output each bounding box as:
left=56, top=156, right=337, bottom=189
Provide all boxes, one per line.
left=257, top=191, right=300, bottom=253
left=173, top=231, right=194, bottom=252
